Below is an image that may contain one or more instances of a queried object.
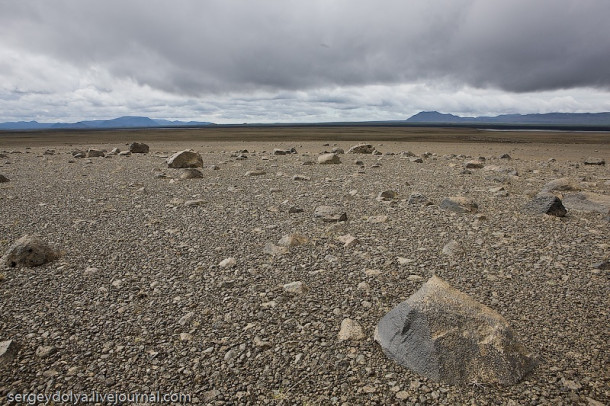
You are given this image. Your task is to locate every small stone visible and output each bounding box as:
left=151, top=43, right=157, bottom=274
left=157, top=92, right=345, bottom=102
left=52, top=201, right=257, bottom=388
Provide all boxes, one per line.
left=465, top=160, right=484, bottom=169
left=83, top=267, right=98, bottom=277
left=347, top=144, right=375, bottom=154
left=1, top=235, right=59, bottom=268
left=592, top=260, right=610, bottom=270
left=368, top=215, right=388, bottom=224
left=263, top=243, right=289, bottom=256
left=440, top=196, right=478, bottom=213
left=377, top=190, right=397, bottom=201
left=219, top=257, right=236, bottom=268
left=442, top=240, right=461, bottom=256
left=357, top=281, right=370, bottom=291
left=584, top=157, right=605, bottom=165
left=167, top=150, right=203, bottom=168
left=318, top=153, right=341, bottom=164
left=408, top=193, right=432, bottom=206
left=314, top=206, right=347, bottom=222
left=288, top=206, right=304, bottom=214
left=331, top=147, right=345, bottom=154
left=396, top=391, right=410, bottom=400
left=499, top=153, right=512, bottom=159
left=540, top=178, right=579, bottom=193
left=292, top=174, right=311, bottom=181
left=178, top=312, right=195, bottom=326
left=0, top=340, right=20, bottom=364
left=180, top=168, right=204, bottom=179
left=35, top=345, right=57, bottom=358
left=0, top=174, right=9, bottom=183
left=278, top=234, right=308, bottom=247
left=184, top=199, right=207, bottom=207
left=338, top=318, right=365, bottom=341
left=179, top=333, right=193, bottom=341
left=245, top=169, right=266, bottom=176
left=337, top=234, right=359, bottom=247
left=86, top=148, right=105, bottom=158
left=253, top=337, right=272, bottom=349
left=283, top=281, right=308, bottom=295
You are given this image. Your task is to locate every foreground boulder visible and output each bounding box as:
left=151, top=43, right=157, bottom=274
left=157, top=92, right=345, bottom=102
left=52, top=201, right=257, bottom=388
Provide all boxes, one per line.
left=347, top=144, right=375, bottom=154
left=376, top=276, right=536, bottom=386
left=523, top=193, right=566, bottom=217
left=167, top=150, right=203, bottom=168
left=314, top=206, right=347, bottom=222
left=1, top=235, right=59, bottom=268
left=129, top=142, right=149, bottom=153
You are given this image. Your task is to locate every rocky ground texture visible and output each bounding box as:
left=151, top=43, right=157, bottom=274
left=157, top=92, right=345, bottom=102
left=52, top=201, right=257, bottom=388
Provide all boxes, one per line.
left=0, top=139, right=609, bottom=405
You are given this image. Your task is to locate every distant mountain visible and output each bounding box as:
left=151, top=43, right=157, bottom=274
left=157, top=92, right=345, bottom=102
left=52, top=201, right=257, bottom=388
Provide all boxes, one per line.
left=0, top=116, right=213, bottom=130
left=406, top=111, right=610, bottom=126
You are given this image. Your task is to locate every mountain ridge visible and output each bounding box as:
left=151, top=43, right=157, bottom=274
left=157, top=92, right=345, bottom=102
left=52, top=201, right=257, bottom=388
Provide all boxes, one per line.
left=406, top=111, right=610, bottom=125
left=0, top=116, right=213, bottom=130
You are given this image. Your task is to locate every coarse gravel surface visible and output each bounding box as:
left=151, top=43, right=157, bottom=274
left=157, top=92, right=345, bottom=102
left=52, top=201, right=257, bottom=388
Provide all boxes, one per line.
left=1, top=139, right=609, bottom=405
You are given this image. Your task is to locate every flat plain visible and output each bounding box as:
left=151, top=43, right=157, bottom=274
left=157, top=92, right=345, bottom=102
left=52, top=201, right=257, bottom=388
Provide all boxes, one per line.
left=1, top=127, right=608, bottom=404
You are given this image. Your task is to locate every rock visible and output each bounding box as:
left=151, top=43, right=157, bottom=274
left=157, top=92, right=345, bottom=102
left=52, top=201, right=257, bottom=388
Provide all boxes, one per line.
left=83, top=267, right=98, bottom=277
left=523, top=193, right=567, bottom=217
left=129, top=142, right=149, bottom=153
left=377, top=190, right=397, bottom=201
left=245, top=169, right=266, bottom=176
left=338, top=318, right=365, bottom=341
left=541, top=178, right=580, bottom=193
left=440, top=196, right=478, bottom=214
left=219, top=257, right=236, bottom=268
left=179, top=168, right=204, bottom=179
left=107, top=147, right=120, bottom=155
left=273, top=148, right=290, bottom=155
left=167, top=150, right=203, bottom=168
left=119, top=150, right=132, bottom=156
left=263, top=243, right=289, bottom=256
left=1, top=235, right=59, bottom=268
left=410, top=157, right=424, bottom=163
left=292, top=174, right=310, bottom=181
left=35, top=345, right=57, bottom=358
left=368, top=215, right=388, bottom=223
left=86, top=149, right=105, bottom=158
left=584, top=157, right=605, bottom=165
left=465, top=160, right=484, bottom=169
left=288, top=206, right=304, bottom=214
left=331, top=147, right=345, bottom=154
left=314, top=206, right=347, bottom=222
left=283, top=281, right=308, bottom=295
left=0, top=340, right=19, bottom=365
left=562, top=192, right=610, bottom=214
left=592, top=260, right=610, bottom=270
left=184, top=199, right=206, bottom=207
left=408, top=193, right=432, bottom=206
left=318, top=153, right=341, bottom=164
left=0, top=174, right=9, bottom=183
left=209, top=164, right=220, bottom=170
left=253, top=336, right=273, bottom=350
left=278, top=234, right=308, bottom=247
left=375, top=276, right=536, bottom=385
left=178, top=312, right=195, bottom=326
left=337, top=234, right=359, bottom=248
left=180, top=333, right=193, bottom=341
left=483, top=165, right=518, bottom=176
left=500, top=153, right=512, bottom=159
left=347, top=144, right=375, bottom=154
left=442, top=240, right=462, bottom=256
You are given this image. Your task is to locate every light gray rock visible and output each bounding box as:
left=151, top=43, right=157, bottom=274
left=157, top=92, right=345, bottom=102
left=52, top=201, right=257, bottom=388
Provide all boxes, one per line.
left=283, top=281, right=308, bottom=295
left=377, top=190, right=397, bottom=201
left=465, top=160, right=484, bottom=169
left=562, top=192, right=610, bottom=214
left=129, top=142, right=149, bottom=153
left=314, top=206, right=347, bottom=222
left=35, top=345, right=57, bottom=358
left=292, top=174, right=310, bottom=181
left=1, top=235, right=59, bottom=268
left=347, top=144, right=375, bottom=154
left=541, top=178, right=580, bottom=193
left=376, top=276, right=536, bottom=385
left=440, top=196, right=478, bottom=214
left=167, top=150, right=203, bottom=168
left=408, top=193, right=432, bottom=206
left=245, top=169, right=266, bottom=176
left=86, top=149, right=105, bottom=158
left=0, top=340, right=19, bottom=365
left=331, top=147, right=345, bottom=154
left=278, top=234, right=308, bottom=247
left=523, top=193, right=567, bottom=217
left=318, top=153, right=341, bottom=164
left=584, top=157, right=605, bottom=165
left=338, top=318, right=365, bottom=341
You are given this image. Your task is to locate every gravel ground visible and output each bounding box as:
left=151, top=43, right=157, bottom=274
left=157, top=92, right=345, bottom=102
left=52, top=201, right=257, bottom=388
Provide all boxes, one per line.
left=1, top=139, right=608, bottom=405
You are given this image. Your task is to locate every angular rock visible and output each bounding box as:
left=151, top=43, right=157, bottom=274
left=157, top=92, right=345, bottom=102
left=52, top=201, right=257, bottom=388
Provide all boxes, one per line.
left=129, top=142, right=149, bottom=153
left=184, top=199, right=206, bottom=207
left=318, top=153, right=341, bottom=164
left=273, top=148, right=290, bottom=155
left=331, top=147, right=345, bottom=154
left=562, top=192, right=610, bottom=214
left=119, top=151, right=132, bottom=156
left=338, top=318, right=365, bottom=341
left=376, top=276, right=536, bottom=385
left=245, top=169, right=266, bottom=176
left=107, top=147, right=121, bottom=155
left=288, top=206, right=304, bottom=214
left=584, top=157, right=605, bottom=165
left=278, top=234, right=308, bottom=247
left=0, top=340, right=19, bottom=365
left=442, top=240, right=462, bottom=256
left=218, top=257, right=236, bottom=268
left=0, top=174, right=9, bottom=183
left=523, top=193, right=567, bottom=217
left=1, top=235, right=59, bottom=268
left=408, top=193, right=432, bottom=206
left=541, top=178, right=580, bottom=193
left=263, top=243, right=289, bottom=256
left=179, top=168, right=204, bottom=179
left=283, top=281, right=308, bottom=295
left=377, top=190, right=397, bottom=201
left=86, top=149, right=105, bottom=158
left=409, top=157, right=424, bottom=163
left=292, top=174, right=310, bottom=181
left=167, top=150, right=203, bottom=168
left=337, top=234, right=359, bottom=248
left=314, top=206, right=347, bottom=222
left=483, top=165, right=518, bottom=176
left=499, top=153, right=512, bottom=159
left=440, top=196, right=478, bottom=214
left=465, top=160, right=484, bottom=169
left=347, top=144, right=375, bottom=154
left=35, top=345, right=57, bottom=358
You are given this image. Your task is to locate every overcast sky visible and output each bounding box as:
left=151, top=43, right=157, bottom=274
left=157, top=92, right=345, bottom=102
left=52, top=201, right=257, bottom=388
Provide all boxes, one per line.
left=1, top=0, right=609, bottom=123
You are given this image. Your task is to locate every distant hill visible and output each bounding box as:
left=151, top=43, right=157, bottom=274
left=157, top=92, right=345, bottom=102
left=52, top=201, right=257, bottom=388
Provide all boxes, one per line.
left=406, top=111, right=610, bottom=126
left=0, top=116, right=213, bottom=130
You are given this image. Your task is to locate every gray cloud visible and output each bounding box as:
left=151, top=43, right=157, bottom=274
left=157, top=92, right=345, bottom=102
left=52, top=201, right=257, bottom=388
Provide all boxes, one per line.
left=1, top=0, right=609, bottom=96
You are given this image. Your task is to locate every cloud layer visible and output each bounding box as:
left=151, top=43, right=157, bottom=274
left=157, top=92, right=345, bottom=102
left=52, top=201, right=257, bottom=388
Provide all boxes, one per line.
left=1, top=0, right=609, bottom=122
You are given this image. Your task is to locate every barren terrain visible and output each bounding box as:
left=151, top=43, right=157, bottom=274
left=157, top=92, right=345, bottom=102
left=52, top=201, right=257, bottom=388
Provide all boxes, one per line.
left=1, top=127, right=608, bottom=404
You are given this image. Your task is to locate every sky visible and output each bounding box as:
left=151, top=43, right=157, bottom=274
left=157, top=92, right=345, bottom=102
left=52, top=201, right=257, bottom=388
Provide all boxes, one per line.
left=1, top=0, right=610, bottom=124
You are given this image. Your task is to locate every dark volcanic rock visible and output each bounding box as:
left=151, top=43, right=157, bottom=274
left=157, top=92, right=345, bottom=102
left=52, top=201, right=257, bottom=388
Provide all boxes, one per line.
left=376, top=276, right=536, bottom=386
left=1, top=235, right=59, bottom=268
left=0, top=174, right=9, bottom=183
left=523, top=194, right=567, bottom=217
left=129, top=142, right=150, bottom=153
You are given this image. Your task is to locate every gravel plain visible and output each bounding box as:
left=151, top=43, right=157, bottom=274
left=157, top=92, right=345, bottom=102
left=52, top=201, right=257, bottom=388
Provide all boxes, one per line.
left=0, top=131, right=609, bottom=405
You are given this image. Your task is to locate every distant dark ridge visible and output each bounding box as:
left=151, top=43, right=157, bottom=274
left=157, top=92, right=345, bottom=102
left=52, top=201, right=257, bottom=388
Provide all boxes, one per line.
left=0, top=116, right=213, bottom=130
left=406, top=111, right=610, bottom=126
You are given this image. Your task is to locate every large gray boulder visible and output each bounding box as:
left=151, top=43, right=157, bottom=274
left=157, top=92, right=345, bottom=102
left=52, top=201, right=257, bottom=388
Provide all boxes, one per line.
left=523, top=193, right=566, bottom=217
left=167, top=150, right=203, bottom=168
left=376, top=276, right=536, bottom=386
left=1, top=235, right=59, bottom=268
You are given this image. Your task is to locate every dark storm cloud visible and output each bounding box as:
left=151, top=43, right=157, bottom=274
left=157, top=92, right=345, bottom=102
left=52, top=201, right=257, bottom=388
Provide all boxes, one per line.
left=1, top=0, right=609, bottom=96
